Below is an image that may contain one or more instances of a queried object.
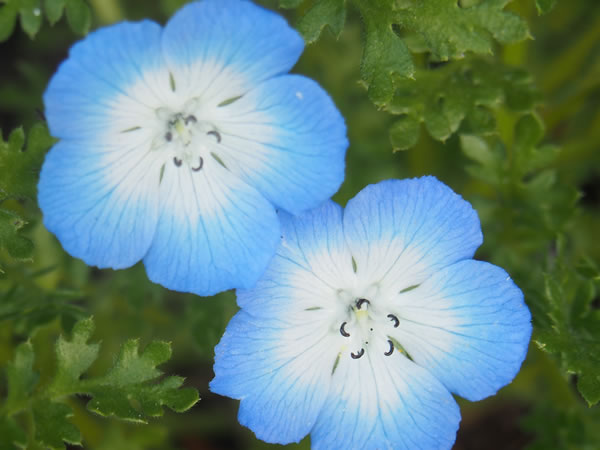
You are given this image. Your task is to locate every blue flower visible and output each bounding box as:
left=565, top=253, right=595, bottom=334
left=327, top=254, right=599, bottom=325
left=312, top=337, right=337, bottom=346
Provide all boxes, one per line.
left=38, top=0, right=347, bottom=296
left=211, top=176, right=532, bottom=449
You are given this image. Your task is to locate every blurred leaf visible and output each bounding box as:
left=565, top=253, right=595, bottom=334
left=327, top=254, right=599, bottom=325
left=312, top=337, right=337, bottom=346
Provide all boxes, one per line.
left=18, top=0, right=42, bottom=39
left=523, top=401, right=600, bottom=450
left=279, top=0, right=303, bottom=8
left=0, top=317, right=199, bottom=449
left=4, top=342, right=39, bottom=413
left=535, top=0, right=558, bottom=15
left=389, top=115, right=420, bottom=151
left=386, top=59, right=538, bottom=145
left=64, top=0, right=90, bottom=35
left=0, top=0, right=43, bottom=40
left=297, top=0, right=345, bottom=44
left=0, top=3, right=18, bottom=42
left=44, top=0, right=65, bottom=25
left=0, top=417, right=26, bottom=450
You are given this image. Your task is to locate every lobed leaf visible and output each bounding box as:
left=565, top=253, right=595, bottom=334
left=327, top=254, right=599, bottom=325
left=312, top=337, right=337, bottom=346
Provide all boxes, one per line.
left=0, top=123, right=54, bottom=202
left=0, top=317, right=199, bottom=449
left=534, top=269, right=600, bottom=406
left=32, top=400, right=81, bottom=450
left=386, top=59, right=539, bottom=149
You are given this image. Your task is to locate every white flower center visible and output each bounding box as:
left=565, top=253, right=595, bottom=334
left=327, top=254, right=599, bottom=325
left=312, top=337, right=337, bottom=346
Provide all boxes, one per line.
left=151, top=98, right=223, bottom=172
left=334, top=288, right=402, bottom=362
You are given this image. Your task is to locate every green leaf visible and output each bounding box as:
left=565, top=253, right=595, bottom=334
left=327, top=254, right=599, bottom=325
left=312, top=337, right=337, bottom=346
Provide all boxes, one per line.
left=385, top=58, right=538, bottom=144
left=32, top=400, right=81, bottom=450
left=49, top=317, right=100, bottom=394
left=460, top=134, right=496, bottom=166
left=18, top=0, right=42, bottom=39
left=0, top=208, right=34, bottom=262
left=534, top=267, right=600, bottom=406
left=65, top=0, right=91, bottom=35
left=0, top=317, right=198, bottom=449
left=535, top=0, right=557, bottom=15
left=0, top=2, right=18, bottom=42
left=0, top=417, right=27, bottom=450
left=44, top=0, right=66, bottom=25
left=389, top=115, right=420, bottom=151
left=396, top=0, right=530, bottom=61
left=356, top=0, right=414, bottom=105
left=0, top=123, right=55, bottom=201
left=4, top=342, right=39, bottom=414
left=297, top=0, right=346, bottom=44
left=84, top=340, right=198, bottom=422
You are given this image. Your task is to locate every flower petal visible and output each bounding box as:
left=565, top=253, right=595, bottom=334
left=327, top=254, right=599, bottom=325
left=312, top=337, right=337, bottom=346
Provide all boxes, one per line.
left=237, top=200, right=354, bottom=319
left=38, top=140, right=161, bottom=269
left=212, top=75, right=347, bottom=214
left=161, top=0, right=304, bottom=104
left=143, top=158, right=280, bottom=296
left=343, top=177, right=483, bottom=293
left=311, top=351, right=460, bottom=450
left=44, top=20, right=169, bottom=140
left=210, top=310, right=338, bottom=444
left=391, top=260, right=531, bottom=401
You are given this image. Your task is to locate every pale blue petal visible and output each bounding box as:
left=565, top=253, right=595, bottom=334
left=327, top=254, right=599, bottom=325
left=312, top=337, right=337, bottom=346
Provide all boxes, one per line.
left=210, top=311, right=338, bottom=444
left=38, top=140, right=161, bottom=269
left=143, top=158, right=280, bottom=296
left=343, top=177, right=483, bottom=292
left=161, top=0, right=303, bottom=102
left=312, top=351, right=460, bottom=450
left=238, top=200, right=354, bottom=318
left=390, top=260, right=532, bottom=401
left=44, top=20, right=167, bottom=140
left=212, top=75, right=347, bottom=214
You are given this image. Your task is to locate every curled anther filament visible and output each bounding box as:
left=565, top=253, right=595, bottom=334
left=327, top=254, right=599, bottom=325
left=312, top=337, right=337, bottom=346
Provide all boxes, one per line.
left=207, top=130, right=222, bottom=143
left=340, top=321, right=350, bottom=337
left=387, top=313, right=399, bottom=328
left=384, top=339, right=394, bottom=356
left=356, top=298, right=370, bottom=310
left=351, top=348, right=365, bottom=359
left=192, top=157, right=204, bottom=172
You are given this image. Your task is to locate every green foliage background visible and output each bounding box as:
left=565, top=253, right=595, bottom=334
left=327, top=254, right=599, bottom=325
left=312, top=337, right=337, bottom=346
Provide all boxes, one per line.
left=1, top=0, right=599, bottom=448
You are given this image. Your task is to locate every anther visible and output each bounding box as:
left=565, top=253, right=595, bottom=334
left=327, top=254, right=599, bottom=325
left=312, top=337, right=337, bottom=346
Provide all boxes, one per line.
left=351, top=348, right=365, bottom=359
left=356, top=298, right=370, bottom=310
left=165, top=131, right=173, bottom=142
left=340, top=322, right=350, bottom=337
left=387, top=314, right=399, bottom=328
left=191, top=157, right=204, bottom=172
left=185, top=115, right=197, bottom=125
left=207, top=130, right=222, bottom=143
left=173, top=157, right=182, bottom=167
left=384, top=340, right=394, bottom=356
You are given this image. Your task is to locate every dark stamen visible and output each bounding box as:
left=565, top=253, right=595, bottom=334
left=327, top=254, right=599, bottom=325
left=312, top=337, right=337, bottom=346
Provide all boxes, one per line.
left=185, top=115, right=197, bottom=125
left=191, top=157, right=204, bottom=172
left=351, top=348, right=365, bottom=359
left=165, top=131, right=173, bottom=142
left=340, top=322, right=350, bottom=337
left=207, top=130, right=222, bottom=143
left=387, top=314, right=399, bottom=328
left=356, top=298, right=370, bottom=310
left=384, top=340, right=394, bottom=356
left=173, top=157, right=182, bottom=167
